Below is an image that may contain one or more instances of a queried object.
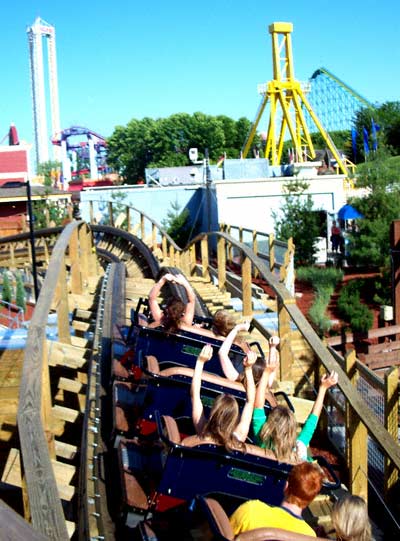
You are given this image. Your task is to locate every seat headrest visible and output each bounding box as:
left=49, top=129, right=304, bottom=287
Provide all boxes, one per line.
left=145, top=355, right=160, bottom=374
left=202, top=497, right=235, bottom=540
left=161, top=415, right=181, bottom=444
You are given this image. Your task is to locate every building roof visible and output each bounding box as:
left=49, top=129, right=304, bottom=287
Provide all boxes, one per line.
left=0, top=183, right=71, bottom=203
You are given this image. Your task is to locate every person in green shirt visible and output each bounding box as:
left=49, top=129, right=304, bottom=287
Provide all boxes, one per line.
left=252, top=354, right=338, bottom=462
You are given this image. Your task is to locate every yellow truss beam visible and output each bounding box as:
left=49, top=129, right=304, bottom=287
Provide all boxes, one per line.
left=242, top=22, right=349, bottom=176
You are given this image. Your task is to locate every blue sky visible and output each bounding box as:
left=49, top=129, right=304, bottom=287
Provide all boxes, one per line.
left=1, top=0, right=399, bottom=149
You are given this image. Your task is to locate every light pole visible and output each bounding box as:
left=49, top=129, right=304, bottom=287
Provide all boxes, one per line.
left=25, top=180, right=39, bottom=301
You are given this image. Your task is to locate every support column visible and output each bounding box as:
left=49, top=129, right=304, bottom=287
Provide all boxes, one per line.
left=345, top=349, right=368, bottom=501
left=390, top=220, right=400, bottom=333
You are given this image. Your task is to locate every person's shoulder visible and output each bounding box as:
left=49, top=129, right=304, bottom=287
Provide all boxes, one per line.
left=238, top=499, right=270, bottom=513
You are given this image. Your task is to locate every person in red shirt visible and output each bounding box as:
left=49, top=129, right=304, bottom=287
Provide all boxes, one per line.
left=330, top=220, right=342, bottom=252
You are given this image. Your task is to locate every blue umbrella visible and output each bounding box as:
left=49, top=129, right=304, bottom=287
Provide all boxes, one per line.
left=337, top=204, right=364, bottom=220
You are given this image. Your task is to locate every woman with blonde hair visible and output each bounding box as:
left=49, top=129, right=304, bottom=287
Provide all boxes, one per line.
left=331, top=494, right=372, bottom=541
left=253, top=354, right=338, bottom=462
left=182, top=344, right=256, bottom=451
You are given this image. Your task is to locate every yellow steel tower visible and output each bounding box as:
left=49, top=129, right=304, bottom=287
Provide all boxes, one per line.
left=242, top=22, right=349, bottom=176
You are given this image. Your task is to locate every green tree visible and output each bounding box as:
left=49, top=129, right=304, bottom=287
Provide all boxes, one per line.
left=347, top=153, right=400, bottom=269
left=34, top=160, right=67, bottom=228
left=107, top=113, right=254, bottom=183
left=2, top=271, right=12, bottom=304
left=107, top=118, right=157, bottom=183
left=161, top=200, right=191, bottom=248
left=273, top=179, right=321, bottom=265
left=352, top=101, right=400, bottom=162
left=103, top=190, right=128, bottom=227
left=15, top=272, right=26, bottom=312
left=37, top=160, right=62, bottom=187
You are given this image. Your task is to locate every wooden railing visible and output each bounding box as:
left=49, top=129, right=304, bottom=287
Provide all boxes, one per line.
left=83, top=200, right=294, bottom=283
left=85, top=199, right=181, bottom=263
left=219, top=223, right=291, bottom=270
left=16, top=221, right=96, bottom=540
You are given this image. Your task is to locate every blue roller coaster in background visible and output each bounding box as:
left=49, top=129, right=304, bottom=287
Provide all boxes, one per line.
left=304, top=67, right=375, bottom=133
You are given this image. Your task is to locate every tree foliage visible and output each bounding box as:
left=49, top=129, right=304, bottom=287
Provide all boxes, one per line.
left=107, top=113, right=253, bottom=183
left=2, top=271, right=12, bottom=304
left=15, top=272, right=26, bottom=312
left=37, top=160, right=62, bottom=187
left=352, top=101, right=400, bottom=162
left=161, top=200, right=191, bottom=248
left=273, top=179, right=321, bottom=265
left=347, top=153, right=400, bottom=268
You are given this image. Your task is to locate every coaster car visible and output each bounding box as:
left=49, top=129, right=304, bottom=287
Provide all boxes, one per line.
left=116, top=412, right=340, bottom=528
left=112, top=353, right=293, bottom=444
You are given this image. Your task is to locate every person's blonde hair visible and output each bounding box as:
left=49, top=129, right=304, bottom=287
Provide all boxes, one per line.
left=212, top=310, right=236, bottom=337
left=259, top=405, right=298, bottom=462
left=331, top=494, right=372, bottom=541
left=202, top=394, right=245, bottom=452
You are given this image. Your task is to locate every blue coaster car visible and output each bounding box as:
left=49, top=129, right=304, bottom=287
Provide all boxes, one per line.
left=112, top=354, right=293, bottom=444
left=117, top=411, right=340, bottom=528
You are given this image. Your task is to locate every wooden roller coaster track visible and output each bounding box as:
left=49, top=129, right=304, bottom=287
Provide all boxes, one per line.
left=0, top=209, right=398, bottom=539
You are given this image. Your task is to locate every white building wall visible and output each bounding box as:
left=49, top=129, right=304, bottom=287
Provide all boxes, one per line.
left=214, top=175, right=347, bottom=232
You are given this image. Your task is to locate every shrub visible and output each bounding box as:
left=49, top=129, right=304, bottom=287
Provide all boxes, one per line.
left=297, top=266, right=344, bottom=289
left=337, top=280, right=374, bottom=333
left=2, top=271, right=12, bottom=304
left=15, top=272, right=26, bottom=312
left=296, top=266, right=343, bottom=336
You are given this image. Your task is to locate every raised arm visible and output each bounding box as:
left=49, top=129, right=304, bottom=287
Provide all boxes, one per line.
left=191, top=344, right=213, bottom=434
left=218, top=322, right=250, bottom=381
left=254, top=336, right=280, bottom=409
left=311, top=370, right=338, bottom=419
left=296, top=370, right=339, bottom=456
left=172, top=274, right=196, bottom=326
left=148, top=274, right=171, bottom=323
left=234, top=351, right=257, bottom=441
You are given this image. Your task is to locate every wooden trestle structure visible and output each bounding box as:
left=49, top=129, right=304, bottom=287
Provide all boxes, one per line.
left=0, top=207, right=398, bottom=539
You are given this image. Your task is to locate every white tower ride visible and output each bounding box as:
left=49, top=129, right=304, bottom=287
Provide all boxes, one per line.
left=27, top=17, right=61, bottom=166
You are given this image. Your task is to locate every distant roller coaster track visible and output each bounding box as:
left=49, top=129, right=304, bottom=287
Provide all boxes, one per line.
left=305, top=66, right=376, bottom=133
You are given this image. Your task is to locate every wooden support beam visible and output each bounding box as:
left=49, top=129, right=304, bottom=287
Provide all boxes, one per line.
left=52, top=405, right=80, bottom=424
left=41, top=342, right=56, bottom=460
left=69, top=228, right=82, bottom=294
left=47, top=340, right=88, bottom=369
left=55, top=256, right=71, bottom=344
left=269, top=232, right=275, bottom=272
left=201, top=237, right=209, bottom=280
left=345, top=349, right=368, bottom=501
left=217, top=237, right=226, bottom=292
left=384, top=367, right=399, bottom=498
left=277, top=299, right=292, bottom=381
left=57, top=377, right=85, bottom=394
left=242, top=255, right=252, bottom=317
left=2, top=449, right=76, bottom=502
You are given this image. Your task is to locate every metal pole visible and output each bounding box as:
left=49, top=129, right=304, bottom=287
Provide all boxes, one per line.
left=26, top=180, right=39, bottom=300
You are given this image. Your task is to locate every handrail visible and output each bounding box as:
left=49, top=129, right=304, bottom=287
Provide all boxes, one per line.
left=17, top=220, right=95, bottom=540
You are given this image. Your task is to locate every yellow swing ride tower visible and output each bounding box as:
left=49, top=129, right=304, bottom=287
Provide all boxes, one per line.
left=242, top=22, right=349, bottom=176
